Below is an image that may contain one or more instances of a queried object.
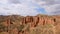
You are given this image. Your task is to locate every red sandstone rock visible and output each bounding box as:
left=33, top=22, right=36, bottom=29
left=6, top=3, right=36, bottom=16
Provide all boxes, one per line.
left=0, top=15, right=60, bottom=34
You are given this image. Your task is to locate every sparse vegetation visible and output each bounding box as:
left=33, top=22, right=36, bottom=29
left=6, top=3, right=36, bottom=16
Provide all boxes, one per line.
left=17, top=25, right=24, bottom=32
left=0, top=15, right=59, bottom=34
left=0, top=24, right=8, bottom=32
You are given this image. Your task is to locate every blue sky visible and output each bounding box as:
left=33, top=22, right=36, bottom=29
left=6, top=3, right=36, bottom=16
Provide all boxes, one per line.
left=0, top=0, right=60, bottom=16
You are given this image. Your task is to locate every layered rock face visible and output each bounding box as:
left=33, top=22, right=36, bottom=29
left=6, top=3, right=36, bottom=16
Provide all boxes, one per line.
left=0, top=15, right=60, bottom=34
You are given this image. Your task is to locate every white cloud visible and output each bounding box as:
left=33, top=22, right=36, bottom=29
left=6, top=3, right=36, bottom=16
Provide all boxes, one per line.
left=0, top=0, right=40, bottom=16
left=34, top=0, right=60, bottom=15
left=8, top=0, right=21, bottom=4
left=0, top=0, right=60, bottom=16
left=0, top=0, right=8, bottom=4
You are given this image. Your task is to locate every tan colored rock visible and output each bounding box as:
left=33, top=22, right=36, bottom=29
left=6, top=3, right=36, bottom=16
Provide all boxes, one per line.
left=26, top=16, right=30, bottom=23
left=38, top=17, right=44, bottom=25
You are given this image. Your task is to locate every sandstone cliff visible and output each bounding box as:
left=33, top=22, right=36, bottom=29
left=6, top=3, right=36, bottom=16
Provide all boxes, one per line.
left=0, top=15, right=60, bottom=34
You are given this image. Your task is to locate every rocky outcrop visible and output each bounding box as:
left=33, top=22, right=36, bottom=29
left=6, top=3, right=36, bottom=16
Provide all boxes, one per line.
left=0, top=15, right=60, bottom=34
left=22, top=16, right=55, bottom=26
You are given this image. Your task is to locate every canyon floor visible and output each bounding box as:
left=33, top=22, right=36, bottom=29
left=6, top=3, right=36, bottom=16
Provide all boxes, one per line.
left=0, top=15, right=60, bottom=34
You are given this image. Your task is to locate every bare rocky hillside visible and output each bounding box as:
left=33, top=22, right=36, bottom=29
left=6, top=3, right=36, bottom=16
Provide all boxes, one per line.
left=0, top=15, right=60, bottom=34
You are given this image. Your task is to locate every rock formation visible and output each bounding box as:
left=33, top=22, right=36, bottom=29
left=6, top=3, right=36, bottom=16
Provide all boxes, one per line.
left=0, top=15, right=60, bottom=34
